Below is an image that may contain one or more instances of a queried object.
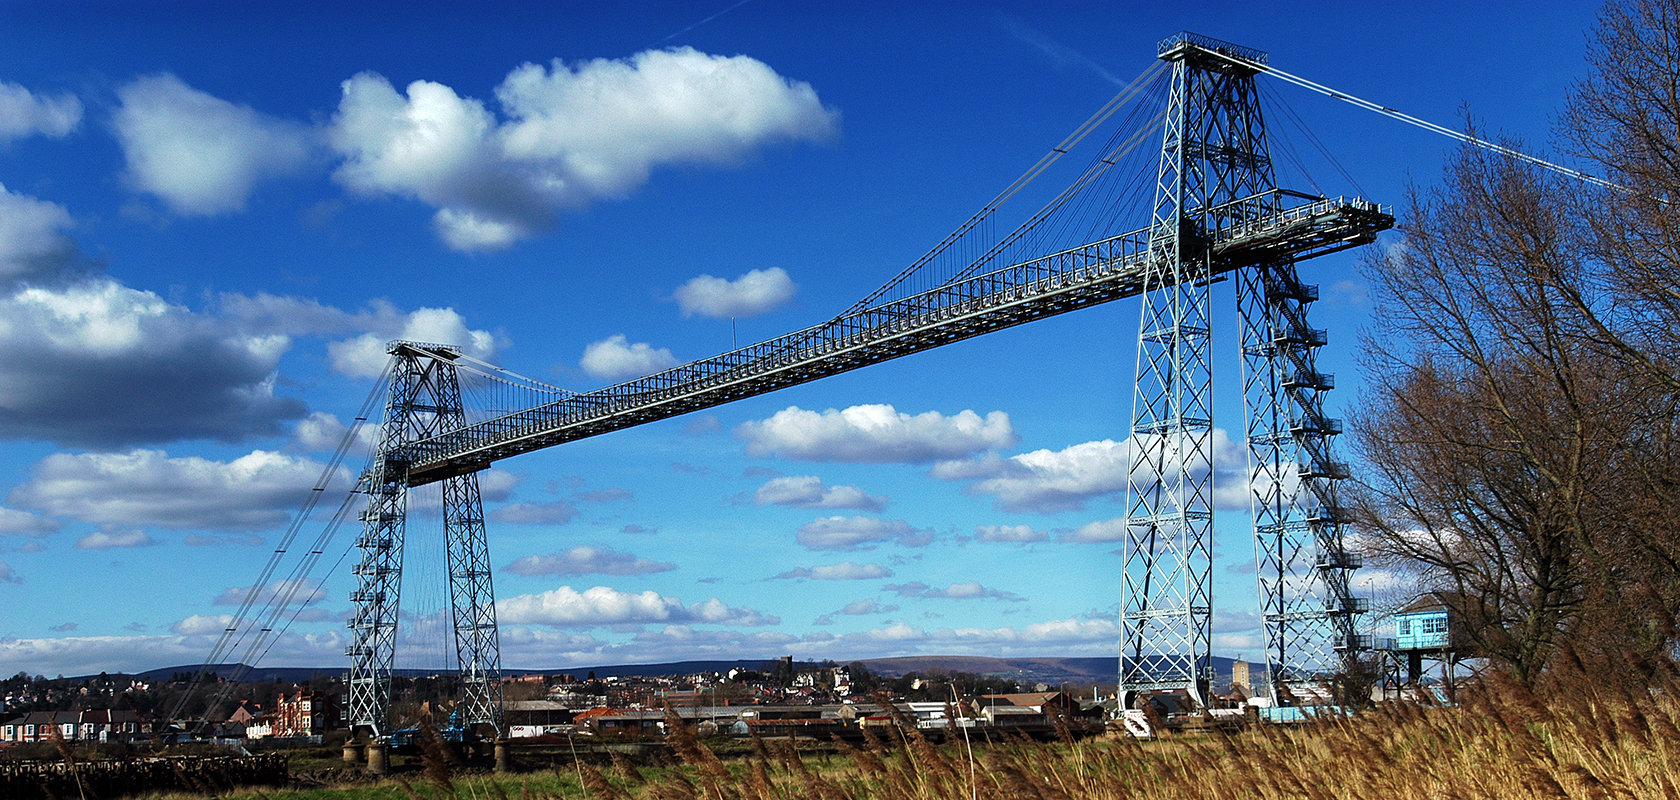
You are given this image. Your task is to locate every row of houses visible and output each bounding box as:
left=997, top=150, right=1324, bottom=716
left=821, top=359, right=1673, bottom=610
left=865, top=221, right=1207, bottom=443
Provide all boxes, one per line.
left=0, top=689, right=339, bottom=745
left=5, top=687, right=1090, bottom=745
left=507, top=691, right=1091, bottom=739
left=0, top=709, right=147, bottom=743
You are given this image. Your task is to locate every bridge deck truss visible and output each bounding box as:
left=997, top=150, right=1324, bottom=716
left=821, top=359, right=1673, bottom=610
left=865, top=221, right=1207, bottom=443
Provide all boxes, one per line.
left=403, top=191, right=1387, bottom=488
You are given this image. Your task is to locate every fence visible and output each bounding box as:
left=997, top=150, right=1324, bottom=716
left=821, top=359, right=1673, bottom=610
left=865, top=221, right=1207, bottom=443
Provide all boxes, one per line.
left=0, top=753, right=288, bottom=799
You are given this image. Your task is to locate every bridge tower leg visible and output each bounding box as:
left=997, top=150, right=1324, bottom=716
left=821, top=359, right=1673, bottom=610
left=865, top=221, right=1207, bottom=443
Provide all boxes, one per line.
left=1122, top=33, right=1369, bottom=708
left=1122, top=34, right=1273, bottom=709
left=1118, top=33, right=1367, bottom=708
left=346, top=342, right=504, bottom=736
left=443, top=469, right=505, bottom=733
left=1240, top=261, right=1367, bottom=703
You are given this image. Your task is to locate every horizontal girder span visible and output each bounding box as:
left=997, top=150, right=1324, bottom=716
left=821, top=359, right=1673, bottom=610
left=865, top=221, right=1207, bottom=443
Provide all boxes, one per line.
left=403, top=191, right=1391, bottom=486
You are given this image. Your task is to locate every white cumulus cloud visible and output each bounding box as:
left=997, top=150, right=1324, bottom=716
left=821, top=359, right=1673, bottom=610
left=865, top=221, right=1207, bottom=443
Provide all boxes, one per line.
left=113, top=73, right=314, bottom=215
left=0, top=80, right=81, bottom=142
left=0, top=507, right=59, bottom=536
left=772, top=561, right=894, bottom=580
left=489, top=500, right=579, bottom=526
left=674, top=267, right=797, bottom=318
left=171, top=614, right=236, bottom=635
left=326, top=306, right=498, bottom=378
left=1068, top=517, right=1127, bottom=543
left=293, top=411, right=381, bottom=452
left=795, top=516, right=931, bottom=551
left=0, top=629, right=345, bottom=676
left=738, top=404, right=1015, bottom=463
left=813, top=597, right=898, bottom=625
left=931, top=429, right=1249, bottom=514
left=973, top=524, right=1047, bottom=543
left=580, top=334, right=680, bottom=380
left=753, top=475, right=886, bottom=512
left=0, top=183, right=78, bottom=284
left=504, top=545, right=676, bottom=576
left=0, top=212, right=309, bottom=445
left=213, top=578, right=325, bottom=607
left=75, top=529, right=156, bottom=549
left=328, top=47, right=838, bottom=251
left=12, top=449, right=350, bottom=530
left=497, top=585, right=778, bottom=627
left=883, top=580, right=1025, bottom=602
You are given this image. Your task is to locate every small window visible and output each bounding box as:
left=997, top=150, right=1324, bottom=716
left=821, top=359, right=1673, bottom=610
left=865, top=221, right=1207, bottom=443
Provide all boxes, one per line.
left=1398, top=619, right=1411, bottom=635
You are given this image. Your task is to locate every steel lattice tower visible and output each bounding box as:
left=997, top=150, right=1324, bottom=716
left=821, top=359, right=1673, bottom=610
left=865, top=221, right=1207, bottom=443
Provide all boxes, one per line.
left=346, top=342, right=504, bottom=737
left=1122, top=32, right=1365, bottom=707
left=1240, top=259, right=1368, bottom=700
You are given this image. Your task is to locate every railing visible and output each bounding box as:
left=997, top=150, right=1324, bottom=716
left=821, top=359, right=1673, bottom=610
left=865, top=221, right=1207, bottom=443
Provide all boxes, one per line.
left=401, top=191, right=1390, bottom=484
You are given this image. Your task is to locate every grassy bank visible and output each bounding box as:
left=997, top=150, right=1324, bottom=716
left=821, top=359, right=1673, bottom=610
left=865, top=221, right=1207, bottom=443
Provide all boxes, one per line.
left=123, top=681, right=1679, bottom=800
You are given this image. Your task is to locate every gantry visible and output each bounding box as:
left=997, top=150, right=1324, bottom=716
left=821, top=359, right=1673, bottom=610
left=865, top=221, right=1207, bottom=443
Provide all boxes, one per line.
left=343, top=31, right=1391, bottom=735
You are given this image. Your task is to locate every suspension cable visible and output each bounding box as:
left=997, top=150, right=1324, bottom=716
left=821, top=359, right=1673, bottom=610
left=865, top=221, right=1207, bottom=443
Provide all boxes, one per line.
left=452, top=352, right=574, bottom=395
left=1243, top=58, right=1617, bottom=190
left=942, top=106, right=1168, bottom=289
left=842, top=58, right=1171, bottom=315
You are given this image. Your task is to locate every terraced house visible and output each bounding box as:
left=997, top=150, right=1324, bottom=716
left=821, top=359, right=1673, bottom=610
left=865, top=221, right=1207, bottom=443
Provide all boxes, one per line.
left=0, top=709, right=146, bottom=743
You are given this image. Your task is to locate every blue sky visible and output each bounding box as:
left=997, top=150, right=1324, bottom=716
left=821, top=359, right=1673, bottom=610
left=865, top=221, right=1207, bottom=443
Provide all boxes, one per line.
left=0, top=0, right=1603, bottom=677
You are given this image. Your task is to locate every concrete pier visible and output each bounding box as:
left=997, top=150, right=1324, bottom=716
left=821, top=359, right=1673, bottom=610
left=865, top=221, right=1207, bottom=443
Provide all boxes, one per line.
left=366, top=740, right=388, bottom=776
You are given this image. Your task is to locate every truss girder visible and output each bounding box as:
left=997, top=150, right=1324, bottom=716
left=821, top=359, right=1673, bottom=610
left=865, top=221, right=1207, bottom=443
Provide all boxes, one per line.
left=403, top=196, right=1389, bottom=487
left=370, top=33, right=1388, bottom=715
left=346, top=343, right=504, bottom=737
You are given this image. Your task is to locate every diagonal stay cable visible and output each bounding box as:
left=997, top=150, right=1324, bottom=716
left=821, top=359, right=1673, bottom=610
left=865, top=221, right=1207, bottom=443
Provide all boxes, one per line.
left=194, top=485, right=366, bottom=728
left=168, top=362, right=392, bottom=730
left=451, top=352, right=575, bottom=395
left=1239, top=56, right=1619, bottom=190
left=249, top=521, right=360, bottom=671
left=938, top=104, right=1169, bottom=292
left=841, top=59, right=1170, bottom=316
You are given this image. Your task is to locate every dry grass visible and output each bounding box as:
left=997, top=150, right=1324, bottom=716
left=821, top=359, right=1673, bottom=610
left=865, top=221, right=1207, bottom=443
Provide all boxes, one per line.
left=122, top=677, right=1680, bottom=800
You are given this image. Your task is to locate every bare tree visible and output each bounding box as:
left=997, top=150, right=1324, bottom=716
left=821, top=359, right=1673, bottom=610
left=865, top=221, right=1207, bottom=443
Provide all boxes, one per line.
left=1354, top=139, right=1610, bottom=684
left=1351, top=0, right=1680, bottom=689
left=1559, top=0, right=1680, bottom=681
left=1561, top=0, right=1680, bottom=396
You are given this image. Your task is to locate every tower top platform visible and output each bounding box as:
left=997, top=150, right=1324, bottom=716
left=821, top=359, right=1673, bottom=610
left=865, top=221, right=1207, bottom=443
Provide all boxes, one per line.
left=1157, top=32, right=1268, bottom=67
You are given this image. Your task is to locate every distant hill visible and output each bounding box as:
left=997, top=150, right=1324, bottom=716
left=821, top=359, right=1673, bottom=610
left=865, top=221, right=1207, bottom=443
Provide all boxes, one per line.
left=128, top=664, right=351, bottom=683
left=130, top=655, right=1243, bottom=687
left=853, top=655, right=1239, bottom=686
left=127, top=660, right=776, bottom=683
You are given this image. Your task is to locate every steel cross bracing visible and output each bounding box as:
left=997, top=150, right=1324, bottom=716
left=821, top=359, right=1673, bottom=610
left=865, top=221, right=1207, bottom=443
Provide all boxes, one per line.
left=399, top=193, right=1388, bottom=488
left=346, top=343, right=504, bottom=737
left=1240, top=262, right=1369, bottom=702
left=1117, top=31, right=1372, bottom=706
left=1120, top=33, right=1274, bottom=707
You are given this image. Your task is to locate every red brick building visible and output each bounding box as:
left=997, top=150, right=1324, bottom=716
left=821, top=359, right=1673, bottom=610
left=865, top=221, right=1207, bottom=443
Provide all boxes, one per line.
left=271, top=689, right=339, bottom=737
